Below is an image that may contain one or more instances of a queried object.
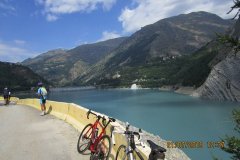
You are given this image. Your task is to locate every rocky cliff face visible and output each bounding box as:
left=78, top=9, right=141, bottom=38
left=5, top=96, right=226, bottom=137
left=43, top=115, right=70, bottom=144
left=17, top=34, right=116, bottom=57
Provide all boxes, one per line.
left=193, top=52, right=240, bottom=102
left=194, top=19, right=240, bottom=102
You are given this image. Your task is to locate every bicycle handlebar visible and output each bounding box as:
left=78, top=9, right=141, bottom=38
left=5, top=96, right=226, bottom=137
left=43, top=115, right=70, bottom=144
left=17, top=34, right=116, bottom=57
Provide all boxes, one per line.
left=87, top=109, right=96, bottom=119
left=111, top=130, right=141, bottom=140
left=86, top=109, right=116, bottom=122
left=125, top=131, right=141, bottom=140
left=111, top=125, right=143, bottom=146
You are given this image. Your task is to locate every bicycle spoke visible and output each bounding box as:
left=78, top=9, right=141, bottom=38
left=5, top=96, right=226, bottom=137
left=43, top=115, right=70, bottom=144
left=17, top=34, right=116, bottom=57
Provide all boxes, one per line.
left=95, top=135, right=111, bottom=160
left=77, top=124, right=93, bottom=154
left=79, top=138, right=90, bottom=149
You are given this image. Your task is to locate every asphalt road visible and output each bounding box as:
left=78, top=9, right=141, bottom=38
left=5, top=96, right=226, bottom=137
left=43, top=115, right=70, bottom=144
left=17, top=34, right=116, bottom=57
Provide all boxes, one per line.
left=0, top=103, right=89, bottom=160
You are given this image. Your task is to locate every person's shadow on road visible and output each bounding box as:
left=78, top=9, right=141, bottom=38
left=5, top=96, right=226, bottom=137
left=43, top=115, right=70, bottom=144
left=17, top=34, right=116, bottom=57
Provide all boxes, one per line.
left=46, top=105, right=52, bottom=114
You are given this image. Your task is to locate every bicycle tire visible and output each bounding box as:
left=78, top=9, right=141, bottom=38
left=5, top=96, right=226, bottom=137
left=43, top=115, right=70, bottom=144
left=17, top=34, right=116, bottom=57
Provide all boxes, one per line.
left=94, top=135, right=112, bottom=160
left=77, top=123, right=93, bottom=154
left=135, top=150, right=144, bottom=160
left=115, top=145, right=127, bottom=160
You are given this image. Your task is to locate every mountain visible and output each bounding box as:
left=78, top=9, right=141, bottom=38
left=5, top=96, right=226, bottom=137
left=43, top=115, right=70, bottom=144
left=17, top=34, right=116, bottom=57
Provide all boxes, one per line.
left=75, top=11, right=234, bottom=86
left=193, top=19, right=240, bottom=102
left=0, top=62, right=48, bottom=91
left=22, top=37, right=127, bottom=86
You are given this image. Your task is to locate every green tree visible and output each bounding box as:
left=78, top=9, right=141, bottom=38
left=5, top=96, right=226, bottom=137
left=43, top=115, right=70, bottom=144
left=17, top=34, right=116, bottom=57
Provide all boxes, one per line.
left=227, top=0, right=240, bottom=19
left=217, top=0, right=240, bottom=56
left=214, top=109, right=240, bottom=160
left=223, top=110, right=240, bottom=160
left=217, top=34, right=240, bottom=55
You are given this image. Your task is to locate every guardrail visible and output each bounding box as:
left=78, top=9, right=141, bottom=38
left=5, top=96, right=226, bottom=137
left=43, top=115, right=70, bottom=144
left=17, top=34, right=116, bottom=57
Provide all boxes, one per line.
left=0, top=97, right=19, bottom=101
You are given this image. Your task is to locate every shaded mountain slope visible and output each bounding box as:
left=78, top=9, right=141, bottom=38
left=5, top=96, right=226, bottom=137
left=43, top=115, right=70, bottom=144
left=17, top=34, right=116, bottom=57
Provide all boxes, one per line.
left=22, top=37, right=127, bottom=86
left=0, top=62, right=48, bottom=91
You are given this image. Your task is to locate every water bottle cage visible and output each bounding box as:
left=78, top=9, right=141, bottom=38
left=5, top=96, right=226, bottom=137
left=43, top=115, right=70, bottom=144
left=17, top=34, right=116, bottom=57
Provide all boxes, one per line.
left=95, top=128, right=99, bottom=138
left=91, top=128, right=99, bottom=143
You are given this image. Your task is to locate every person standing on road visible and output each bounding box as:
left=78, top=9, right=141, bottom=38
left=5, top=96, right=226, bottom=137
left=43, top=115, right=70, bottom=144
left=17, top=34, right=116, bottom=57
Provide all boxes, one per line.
left=3, top=87, right=11, bottom=105
left=37, top=82, right=47, bottom=116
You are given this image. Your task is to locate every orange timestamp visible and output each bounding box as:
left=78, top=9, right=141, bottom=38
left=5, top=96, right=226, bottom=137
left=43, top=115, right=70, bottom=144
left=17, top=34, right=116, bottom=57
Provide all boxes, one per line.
left=207, top=141, right=225, bottom=149
left=167, top=141, right=225, bottom=149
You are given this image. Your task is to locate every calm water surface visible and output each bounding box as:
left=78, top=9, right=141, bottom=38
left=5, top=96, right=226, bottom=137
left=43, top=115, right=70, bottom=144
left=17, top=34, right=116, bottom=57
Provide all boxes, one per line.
left=22, top=89, right=240, bottom=160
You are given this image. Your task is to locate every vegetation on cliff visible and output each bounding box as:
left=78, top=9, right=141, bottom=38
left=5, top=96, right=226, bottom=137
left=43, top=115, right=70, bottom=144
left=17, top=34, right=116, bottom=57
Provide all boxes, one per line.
left=79, top=41, right=220, bottom=88
left=214, top=109, right=240, bottom=160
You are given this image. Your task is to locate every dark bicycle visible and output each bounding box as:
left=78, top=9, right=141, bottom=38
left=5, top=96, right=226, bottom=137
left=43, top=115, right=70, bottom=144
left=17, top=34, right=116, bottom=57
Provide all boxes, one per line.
left=77, top=109, right=116, bottom=160
left=111, top=123, right=166, bottom=160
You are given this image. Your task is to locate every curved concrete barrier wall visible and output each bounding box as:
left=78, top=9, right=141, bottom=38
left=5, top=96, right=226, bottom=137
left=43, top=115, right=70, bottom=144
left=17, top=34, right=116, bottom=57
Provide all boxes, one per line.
left=17, top=98, right=148, bottom=159
left=0, top=97, right=19, bottom=101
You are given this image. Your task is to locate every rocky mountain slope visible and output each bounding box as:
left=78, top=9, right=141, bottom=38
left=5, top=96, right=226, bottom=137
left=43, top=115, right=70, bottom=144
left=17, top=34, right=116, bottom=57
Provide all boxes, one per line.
left=22, top=37, right=127, bottom=86
left=76, top=11, right=233, bottom=86
left=194, top=19, right=240, bottom=102
left=194, top=52, right=240, bottom=101
left=0, top=62, right=48, bottom=91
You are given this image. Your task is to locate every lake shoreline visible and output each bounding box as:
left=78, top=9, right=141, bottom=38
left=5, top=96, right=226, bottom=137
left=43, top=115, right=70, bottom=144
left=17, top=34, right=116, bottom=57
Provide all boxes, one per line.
left=158, top=86, right=196, bottom=96
left=47, top=85, right=196, bottom=96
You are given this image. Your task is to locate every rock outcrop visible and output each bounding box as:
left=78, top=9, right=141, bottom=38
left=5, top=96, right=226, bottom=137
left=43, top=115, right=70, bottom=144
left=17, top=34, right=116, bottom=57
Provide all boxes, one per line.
left=193, top=52, right=240, bottom=102
left=194, top=18, right=240, bottom=102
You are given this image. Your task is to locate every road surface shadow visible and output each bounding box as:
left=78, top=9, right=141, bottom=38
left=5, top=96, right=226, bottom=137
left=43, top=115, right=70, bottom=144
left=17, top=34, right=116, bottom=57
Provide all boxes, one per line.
left=46, top=105, right=52, bottom=114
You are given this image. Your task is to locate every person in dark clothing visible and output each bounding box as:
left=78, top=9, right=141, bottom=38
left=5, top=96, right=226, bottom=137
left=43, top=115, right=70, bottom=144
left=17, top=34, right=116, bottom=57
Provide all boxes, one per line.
left=3, top=87, right=11, bottom=105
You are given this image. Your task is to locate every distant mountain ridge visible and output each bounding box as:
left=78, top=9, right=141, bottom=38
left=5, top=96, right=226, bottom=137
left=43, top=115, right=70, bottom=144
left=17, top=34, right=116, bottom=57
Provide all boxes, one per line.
left=22, top=11, right=234, bottom=89
left=22, top=37, right=127, bottom=86
left=75, top=11, right=234, bottom=86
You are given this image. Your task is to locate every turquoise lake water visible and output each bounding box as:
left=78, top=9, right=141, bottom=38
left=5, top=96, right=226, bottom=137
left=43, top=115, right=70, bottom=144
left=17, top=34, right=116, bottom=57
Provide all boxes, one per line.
left=38, top=89, right=239, bottom=159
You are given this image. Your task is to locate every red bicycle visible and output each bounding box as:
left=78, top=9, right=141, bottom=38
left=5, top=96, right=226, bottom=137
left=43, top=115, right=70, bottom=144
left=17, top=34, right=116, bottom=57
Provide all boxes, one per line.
left=77, top=109, right=116, bottom=160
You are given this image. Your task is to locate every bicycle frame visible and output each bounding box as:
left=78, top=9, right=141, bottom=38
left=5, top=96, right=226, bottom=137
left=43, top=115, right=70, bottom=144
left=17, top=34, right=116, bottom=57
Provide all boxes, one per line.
left=124, top=133, right=144, bottom=160
left=112, top=124, right=166, bottom=160
left=84, top=115, right=112, bottom=153
left=111, top=124, right=145, bottom=160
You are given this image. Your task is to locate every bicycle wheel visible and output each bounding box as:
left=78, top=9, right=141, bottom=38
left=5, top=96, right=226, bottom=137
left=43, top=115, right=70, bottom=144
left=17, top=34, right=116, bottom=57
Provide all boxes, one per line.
left=93, top=135, right=112, bottom=160
left=77, top=123, right=93, bottom=154
left=115, top=145, right=127, bottom=160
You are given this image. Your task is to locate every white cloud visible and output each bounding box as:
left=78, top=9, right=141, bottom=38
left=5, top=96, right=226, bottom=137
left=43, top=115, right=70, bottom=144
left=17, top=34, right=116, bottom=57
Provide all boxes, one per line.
left=0, top=1, right=16, bottom=16
left=119, top=0, right=237, bottom=33
left=0, top=42, right=37, bottom=63
left=46, top=14, right=58, bottom=21
left=98, top=31, right=121, bottom=41
left=75, top=39, right=89, bottom=46
left=36, top=0, right=117, bottom=21
left=14, top=40, right=26, bottom=45
left=0, top=2, right=15, bottom=11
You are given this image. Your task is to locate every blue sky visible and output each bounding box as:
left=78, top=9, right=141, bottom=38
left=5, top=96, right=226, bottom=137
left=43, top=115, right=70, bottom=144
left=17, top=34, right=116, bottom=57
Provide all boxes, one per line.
left=0, top=0, right=236, bottom=62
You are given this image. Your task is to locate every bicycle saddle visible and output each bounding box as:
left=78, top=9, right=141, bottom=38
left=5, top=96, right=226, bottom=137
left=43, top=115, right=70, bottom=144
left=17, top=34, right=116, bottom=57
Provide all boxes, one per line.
left=147, top=140, right=166, bottom=153
left=109, top=117, right=116, bottom=122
